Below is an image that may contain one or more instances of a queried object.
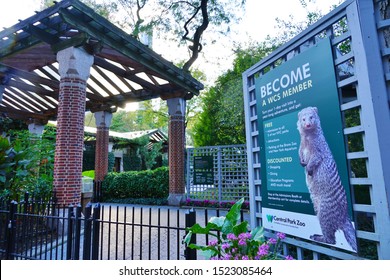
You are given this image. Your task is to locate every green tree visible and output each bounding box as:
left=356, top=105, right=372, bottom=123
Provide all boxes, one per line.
left=5, top=127, right=56, bottom=200
left=192, top=41, right=275, bottom=146
left=269, top=0, right=342, bottom=46
left=0, top=136, right=30, bottom=199
left=110, top=110, right=138, bottom=132
left=0, top=117, right=27, bottom=135
left=192, top=1, right=342, bottom=147
left=116, top=0, right=246, bottom=72
left=113, top=135, right=163, bottom=170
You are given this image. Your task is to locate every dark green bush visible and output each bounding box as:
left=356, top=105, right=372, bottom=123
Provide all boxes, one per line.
left=102, top=167, right=169, bottom=201
left=123, top=154, right=142, bottom=171
left=108, top=152, right=115, bottom=172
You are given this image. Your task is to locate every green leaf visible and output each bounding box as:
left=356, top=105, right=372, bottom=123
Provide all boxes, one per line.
left=225, top=197, right=244, bottom=223
left=183, top=232, right=192, bottom=245
left=16, top=170, right=28, bottom=177
left=0, top=137, right=10, bottom=150
left=188, top=244, right=219, bottom=259
left=208, top=216, right=225, bottom=228
left=251, top=226, right=265, bottom=242
left=186, top=221, right=222, bottom=235
left=232, top=221, right=249, bottom=236
left=221, top=197, right=244, bottom=235
left=200, top=249, right=217, bottom=260
left=18, top=159, right=31, bottom=166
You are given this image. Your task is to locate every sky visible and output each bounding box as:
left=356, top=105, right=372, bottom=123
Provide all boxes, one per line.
left=0, top=0, right=343, bottom=86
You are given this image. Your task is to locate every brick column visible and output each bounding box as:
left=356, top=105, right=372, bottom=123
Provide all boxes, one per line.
left=167, top=97, right=186, bottom=206
left=94, top=111, right=112, bottom=181
left=53, top=47, right=93, bottom=206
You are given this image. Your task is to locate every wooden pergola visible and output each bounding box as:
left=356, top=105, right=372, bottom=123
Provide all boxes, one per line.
left=0, top=0, right=203, bottom=206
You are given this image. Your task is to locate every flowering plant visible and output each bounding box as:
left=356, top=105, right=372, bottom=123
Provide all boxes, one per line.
left=183, top=198, right=250, bottom=210
left=184, top=198, right=293, bottom=260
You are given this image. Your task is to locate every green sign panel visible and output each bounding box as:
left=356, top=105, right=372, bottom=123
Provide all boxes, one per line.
left=193, top=155, right=214, bottom=185
left=255, top=39, right=357, bottom=252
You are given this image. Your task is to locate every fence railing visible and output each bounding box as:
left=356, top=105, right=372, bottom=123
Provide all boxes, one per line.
left=0, top=195, right=248, bottom=260
left=92, top=180, right=103, bottom=203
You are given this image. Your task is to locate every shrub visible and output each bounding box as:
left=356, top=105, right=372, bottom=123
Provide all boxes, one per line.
left=123, top=154, right=142, bottom=171
left=108, top=152, right=115, bottom=172
left=102, top=167, right=169, bottom=201
left=1, top=128, right=55, bottom=201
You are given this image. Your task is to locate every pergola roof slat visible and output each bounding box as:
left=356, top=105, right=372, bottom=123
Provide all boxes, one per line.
left=0, top=0, right=203, bottom=122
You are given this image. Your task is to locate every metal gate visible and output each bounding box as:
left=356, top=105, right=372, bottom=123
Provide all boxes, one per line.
left=0, top=195, right=248, bottom=260
left=243, top=0, right=390, bottom=260
left=186, top=145, right=249, bottom=204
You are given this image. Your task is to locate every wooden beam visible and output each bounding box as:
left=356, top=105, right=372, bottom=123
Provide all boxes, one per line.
left=94, top=56, right=162, bottom=93
left=92, top=65, right=124, bottom=94
left=41, top=64, right=107, bottom=103
left=3, top=88, right=44, bottom=113
left=1, top=63, right=59, bottom=88
left=51, top=32, right=89, bottom=53
left=25, top=24, right=60, bottom=45
left=0, top=104, right=52, bottom=121
left=59, top=7, right=202, bottom=95
left=6, top=82, right=58, bottom=109
left=8, top=79, right=57, bottom=99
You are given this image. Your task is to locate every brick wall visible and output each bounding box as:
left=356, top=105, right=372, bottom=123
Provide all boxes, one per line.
left=94, top=126, right=109, bottom=181
left=168, top=115, right=185, bottom=194
left=53, top=77, right=87, bottom=206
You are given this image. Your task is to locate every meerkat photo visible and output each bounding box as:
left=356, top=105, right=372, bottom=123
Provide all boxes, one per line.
left=297, top=106, right=357, bottom=251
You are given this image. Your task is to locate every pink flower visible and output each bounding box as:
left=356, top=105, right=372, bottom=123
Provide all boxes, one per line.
left=285, top=255, right=294, bottom=260
left=208, top=239, right=218, bottom=246
left=257, top=243, right=269, bottom=257
left=227, top=233, right=237, bottom=240
left=238, top=239, right=246, bottom=246
left=242, top=255, right=249, bottom=260
left=221, top=243, right=230, bottom=250
left=238, top=232, right=251, bottom=240
left=268, top=238, right=277, bottom=244
left=276, top=232, right=286, bottom=240
left=223, top=254, right=232, bottom=260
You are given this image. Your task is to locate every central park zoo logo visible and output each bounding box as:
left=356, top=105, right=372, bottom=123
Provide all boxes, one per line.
left=266, top=215, right=306, bottom=227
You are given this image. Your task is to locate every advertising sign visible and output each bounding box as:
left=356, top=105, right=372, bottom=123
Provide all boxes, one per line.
left=193, top=155, right=214, bottom=185
left=255, top=39, right=357, bottom=252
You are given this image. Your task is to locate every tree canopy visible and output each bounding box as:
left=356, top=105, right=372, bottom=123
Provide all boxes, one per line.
left=192, top=41, right=275, bottom=146
left=115, top=0, right=246, bottom=72
left=191, top=0, right=340, bottom=147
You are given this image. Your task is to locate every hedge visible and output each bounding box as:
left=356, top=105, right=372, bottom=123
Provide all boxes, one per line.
left=102, top=166, right=169, bottom=201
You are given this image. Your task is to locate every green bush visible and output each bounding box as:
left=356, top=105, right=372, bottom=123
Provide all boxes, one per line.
left=123, top=154, right=142, bottom=171
left=108, top=152, right=115, bottom=172
left=102, top=166, right=169, bottom=201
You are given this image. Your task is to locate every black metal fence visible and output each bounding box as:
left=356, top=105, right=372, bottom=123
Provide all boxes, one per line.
left=92, top=180, right=103, bottom=203
left=0, top=194, right=248, bottom=260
